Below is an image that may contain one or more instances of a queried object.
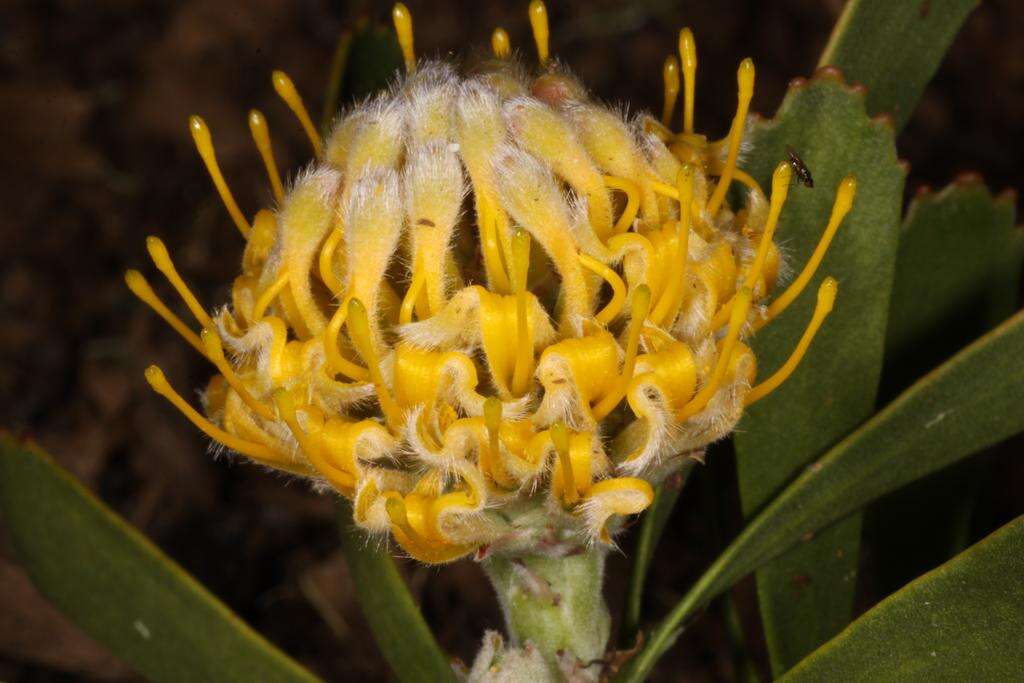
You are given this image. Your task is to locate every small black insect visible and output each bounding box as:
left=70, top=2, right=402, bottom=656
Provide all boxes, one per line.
left=786, top=145, right=814, bottom=188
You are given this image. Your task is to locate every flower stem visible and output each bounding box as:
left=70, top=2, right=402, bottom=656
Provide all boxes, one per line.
left=483, top=547, right=610, bottom=678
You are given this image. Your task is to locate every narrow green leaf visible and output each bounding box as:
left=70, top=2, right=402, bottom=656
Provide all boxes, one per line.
left=0, top=435, right=319, bottom=683
left=322, top=17, right=404, bottom=129
left=617, top=305, right=1024, bottom=683
left=337, top=502, right=457, bottom=683
left=722, top=592, right=761, bottom=683
left=782, top=515, right=1024, bottom=682
left=621, top=463, right=693, bottom=645
left=341, top=23, right=404, bottom=102
left=321, top=29, right=354, bottom=131
left=733, top=72, right=903, bottom=673
left=870, top=179, right=1022, bottom=594
left=819, top=0, right=978, bottom=131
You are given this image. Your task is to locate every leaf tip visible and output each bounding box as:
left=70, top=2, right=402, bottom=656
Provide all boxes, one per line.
left=811, top=64, right=845, bottom=84
left=940, top=173, right=1017, bottom=210
left=951, top=171, right=985, bottom=188
left=871, top=112, right=897, bottom=130
left=0, top=429, right=39, bottom=453
left=914, top=184, right=934, bottom=199
left=801, top=65, right=880, bottom=105
left=995, top=187, right=1018, bottom=207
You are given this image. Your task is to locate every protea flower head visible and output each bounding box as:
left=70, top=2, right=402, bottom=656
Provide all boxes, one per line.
left=128, top=1, right=854, bottom=566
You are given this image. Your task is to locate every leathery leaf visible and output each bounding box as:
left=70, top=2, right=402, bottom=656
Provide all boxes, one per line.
left=818, top=0, right=978, bottom=131
left=870, top=178, right=1022, bottom=595
left=783, top=515, right=1024, bottom=682
left=733, top=70, right=903, bottom=674
left=0, top=435, right=319, bottom=683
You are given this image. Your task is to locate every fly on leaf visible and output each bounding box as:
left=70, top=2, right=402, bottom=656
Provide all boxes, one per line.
left=786, top=145, right=814, bottom=188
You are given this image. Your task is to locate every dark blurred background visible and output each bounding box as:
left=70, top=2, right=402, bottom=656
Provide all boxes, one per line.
left=1, top=1, right=1021, bottom=680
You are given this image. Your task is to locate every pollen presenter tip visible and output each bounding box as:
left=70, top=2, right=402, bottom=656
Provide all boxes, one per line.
left=271, top=69, right=321, bottom=155
left=491, top=27, right=511, bottom=59
left=144, top=365, right=167, bottom=391
left=528, top=0, right=550, bottom=65
left=772, top=160, right=794, bottom=189
left=738, top=57, right=756, bottom=94
left=392, top=3, right=415, bottom=72
left=145, top=236, right=170, bottom=269
left=679, top=27, right=697, bottom=132
left=819, top=276, right=839, bottom=312
left=188, top=115, right=210, bottom=145
left=836, top=175, right=858, bottom=214
left=124, top=269, right=145, bottom=292
left=661, top=56, right=680, bottom=126
left=678, top=28, right=696, bottom=70
left=187, top=115, right=251, bottom=237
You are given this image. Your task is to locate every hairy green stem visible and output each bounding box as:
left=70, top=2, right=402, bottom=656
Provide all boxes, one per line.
left=483, top=548, right=610, bottom=679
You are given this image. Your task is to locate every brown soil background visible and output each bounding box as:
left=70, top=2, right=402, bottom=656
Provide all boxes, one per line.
left=1, top=1, right=1021, bottom=681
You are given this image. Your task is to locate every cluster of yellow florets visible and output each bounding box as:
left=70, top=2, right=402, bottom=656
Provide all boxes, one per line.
left=129, top=1, right=854, bottom=563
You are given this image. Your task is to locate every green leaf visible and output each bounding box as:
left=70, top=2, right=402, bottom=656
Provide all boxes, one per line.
left=733, top=72, right=903, bottom=673
left=341, top=23, right=404, bottom=102
left=620, top=464, right=693, bottom=645
left=616, top=305, right=1024, bottom=683
left=782, top=515, right=1024, bottom=682
left=722, top=592, right=761, bottom=683
left=0, top=435, right=319, bottom=683
left=337, top=502, right=457, bottom=683
left=818, top=0, right=978, bottom=131
left=885, top=178, right=1022, bottom=393
left=870, top=179, right=1022, bottom=594
left=321, top=28, right=355, bottom=131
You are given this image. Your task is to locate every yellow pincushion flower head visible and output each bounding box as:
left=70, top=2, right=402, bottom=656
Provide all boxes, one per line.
left=129, top=1, right=855, bottom=565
